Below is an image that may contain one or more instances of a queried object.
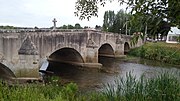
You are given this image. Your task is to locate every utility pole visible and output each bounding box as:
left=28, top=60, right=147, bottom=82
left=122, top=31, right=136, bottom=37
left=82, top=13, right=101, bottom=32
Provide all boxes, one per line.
left=126, top=22, right=127, bottom=35
left=144, top=22, right=147, bottom=43
left=125, top=17, right=128, bottom=35
left=129, top=28, right=131, bottom=35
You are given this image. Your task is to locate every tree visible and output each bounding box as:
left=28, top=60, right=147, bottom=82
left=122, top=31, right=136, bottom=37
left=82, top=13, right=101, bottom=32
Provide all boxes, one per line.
left=75, top=0, right=179, bottom=45
left=67, top=24, right=74, bottom=29
left=84, top=26, right=89, bottom=29
left=102, top=9, right=139, bottom=35
left=75, top=0, right=180, bottom=27
left=111, top=10, right=131, bottom=34
left=75, top=0, right=102, bottom=20
left=102, top=10, right=115, bottom=31
left=95, top=25, right=102, bottom=30
left=60, top=24, right=75, bottom=29
left=74, top=23, right=82, bottom=29
left=0, top=25, right=15, bottom=29
left=177, top=36, right=180, bottom=43
left=61, top=25, right=68, bottom=29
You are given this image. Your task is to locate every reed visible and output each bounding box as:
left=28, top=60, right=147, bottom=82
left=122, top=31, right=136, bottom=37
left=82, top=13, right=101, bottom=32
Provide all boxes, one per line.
left=0, top=71, right=179, bottom=101
left=102, top=71, right=180, bottom=101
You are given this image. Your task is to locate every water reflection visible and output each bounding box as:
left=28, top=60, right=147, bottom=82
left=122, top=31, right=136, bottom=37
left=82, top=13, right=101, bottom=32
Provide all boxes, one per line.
left=46, top=57, right=180, bottom=91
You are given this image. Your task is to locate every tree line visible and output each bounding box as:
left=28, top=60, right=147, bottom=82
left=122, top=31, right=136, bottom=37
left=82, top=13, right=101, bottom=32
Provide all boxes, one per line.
left=102, top=9, right=170, bottom=40
left=55, top=23, right=83, bottom=29
left=0, top=23, right=84, bottom=30
left=75, top=0, right=180, bottom=41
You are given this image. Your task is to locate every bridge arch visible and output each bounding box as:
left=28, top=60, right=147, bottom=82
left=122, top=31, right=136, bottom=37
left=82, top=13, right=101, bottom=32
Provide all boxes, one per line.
left=48, top=47, right=84, bottom=63
left=0, top=63, right=16, bottom=79
left=124, top=42, right=130, bottom=54
left=98, top=43, right=115, bottom=57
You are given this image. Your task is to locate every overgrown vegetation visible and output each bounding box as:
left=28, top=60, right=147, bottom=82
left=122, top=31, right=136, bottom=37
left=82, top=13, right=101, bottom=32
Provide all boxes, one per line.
left=129, top=42, right=180, bottom=65
left=103, top=71, right=180, bottom=101
left=0, top=76, right=78, bottom=101
left=0, top=71, right=180, bottom=101
left=176, top=36, right=180, bottom=43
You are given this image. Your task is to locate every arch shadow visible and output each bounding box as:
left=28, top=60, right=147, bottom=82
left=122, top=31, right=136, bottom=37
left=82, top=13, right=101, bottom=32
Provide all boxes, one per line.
left=98, top=43, right=115, bottom=57
left=49, top=47, right=84, bottom=63
left=124, top=42, right=130, bottom=54
left=47, top=47, right=84, bottom=74
left=98, top=43, right=115, bottom=67
left=0, top=63, right=16, bottom=80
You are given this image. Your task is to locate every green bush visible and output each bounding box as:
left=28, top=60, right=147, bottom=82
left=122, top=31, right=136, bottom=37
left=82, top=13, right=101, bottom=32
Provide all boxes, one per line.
left=0, top=78, right=77, bottom=101
left=128, top=42, right=180, bottom=65
left=61, top=83, right=78, bottom=101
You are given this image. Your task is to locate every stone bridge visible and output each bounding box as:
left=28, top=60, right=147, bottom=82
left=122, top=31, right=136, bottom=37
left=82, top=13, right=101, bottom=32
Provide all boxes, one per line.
left=0, top=29, right=143, bottom=78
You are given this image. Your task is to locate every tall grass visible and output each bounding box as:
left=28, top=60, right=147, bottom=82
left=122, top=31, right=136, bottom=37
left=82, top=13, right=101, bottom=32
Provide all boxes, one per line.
left=0, top=76, right=78, bottom=101
left=103, top=71, right=180, bottom=101
left=129, top=42, right=180, bottom=65
left=0, top=71, right=180, bottom=101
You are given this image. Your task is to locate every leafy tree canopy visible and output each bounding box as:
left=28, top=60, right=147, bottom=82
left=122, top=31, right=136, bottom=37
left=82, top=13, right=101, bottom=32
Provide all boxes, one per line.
left=102, top=10, right=132, bottom=34
left=74, top=23, right=83, bottom=29
left=75, top=0, right=180, bottom=27
left=58, top=23, right=83, bottom=29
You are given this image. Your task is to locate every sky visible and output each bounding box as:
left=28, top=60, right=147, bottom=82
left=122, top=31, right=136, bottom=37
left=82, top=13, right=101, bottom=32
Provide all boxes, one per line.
left=0, top=0, right=126, bottom=28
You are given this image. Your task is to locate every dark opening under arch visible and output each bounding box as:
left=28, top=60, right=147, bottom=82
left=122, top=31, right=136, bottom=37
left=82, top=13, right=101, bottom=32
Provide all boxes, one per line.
left=124, top=42, right=130, bottom=54
left=47, top=48, right=84, bottom=73
left=49, top=48, right=84, bottom=63
left=98, top=43, right=114, bottom=57
left=0, top=63, right=16, bottom=80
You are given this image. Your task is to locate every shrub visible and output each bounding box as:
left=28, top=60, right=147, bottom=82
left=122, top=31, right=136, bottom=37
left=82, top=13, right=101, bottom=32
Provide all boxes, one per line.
left=128, top=42, right=180, bottom=65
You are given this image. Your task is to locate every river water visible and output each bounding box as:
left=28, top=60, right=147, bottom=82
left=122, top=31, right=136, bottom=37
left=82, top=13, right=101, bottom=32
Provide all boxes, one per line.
left=47, top=57, right=180, bottom=91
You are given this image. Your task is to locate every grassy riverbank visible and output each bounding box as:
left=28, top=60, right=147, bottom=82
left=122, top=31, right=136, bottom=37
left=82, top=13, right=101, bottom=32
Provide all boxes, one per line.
left=1, top=71, right=180, bottom=101
left=128, top=42, right=180, bottom=65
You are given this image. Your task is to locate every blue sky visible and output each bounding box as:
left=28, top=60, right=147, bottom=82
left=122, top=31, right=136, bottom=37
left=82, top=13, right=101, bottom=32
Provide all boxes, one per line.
left=0, top=0, right=125, bottom=28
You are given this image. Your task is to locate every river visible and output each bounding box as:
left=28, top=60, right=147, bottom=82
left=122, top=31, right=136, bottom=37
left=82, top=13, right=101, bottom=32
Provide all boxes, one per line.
left=46, top=56, right=180, bottom=92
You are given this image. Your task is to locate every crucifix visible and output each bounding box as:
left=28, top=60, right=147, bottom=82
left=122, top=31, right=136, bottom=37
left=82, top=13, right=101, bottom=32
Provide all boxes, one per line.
left=52, top=18, right=57, bottom=29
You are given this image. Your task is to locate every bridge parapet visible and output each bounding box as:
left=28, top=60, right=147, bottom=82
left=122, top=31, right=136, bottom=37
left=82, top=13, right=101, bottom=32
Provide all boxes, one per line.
left=0, top=29, right=101, bottom=33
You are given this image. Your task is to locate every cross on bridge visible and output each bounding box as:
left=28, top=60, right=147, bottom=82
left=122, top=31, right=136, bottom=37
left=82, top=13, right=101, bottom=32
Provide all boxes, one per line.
left=52, top=18, right=57, bottom=29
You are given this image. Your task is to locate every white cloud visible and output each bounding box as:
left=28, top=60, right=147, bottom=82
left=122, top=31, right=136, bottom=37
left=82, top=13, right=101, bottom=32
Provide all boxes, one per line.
left=23, top=0, right=74, bottom=17
left=0, top=0, right=125, bottom=28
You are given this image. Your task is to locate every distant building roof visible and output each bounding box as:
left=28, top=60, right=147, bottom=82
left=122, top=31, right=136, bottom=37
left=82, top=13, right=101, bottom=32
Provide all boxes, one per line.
left=166, top=27, right=180, bottom=43
left=168, top=27, right=180, bottom=35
